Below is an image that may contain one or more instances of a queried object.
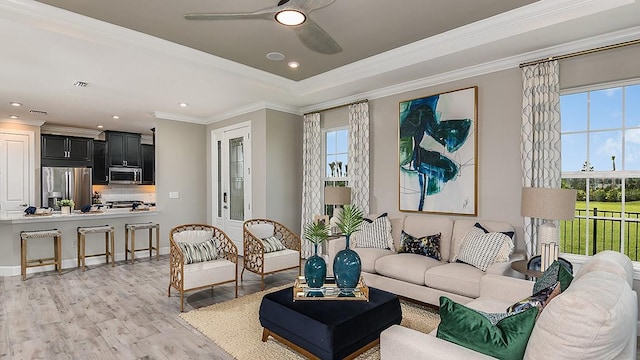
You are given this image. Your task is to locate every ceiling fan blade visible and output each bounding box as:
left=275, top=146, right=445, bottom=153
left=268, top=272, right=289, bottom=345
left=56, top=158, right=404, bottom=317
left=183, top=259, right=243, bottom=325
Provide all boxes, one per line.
left=293, top=19, right=342, bottom=54
left=184, top=5, right=280, bottom=21
left=295, top=0, right=336, bottom=13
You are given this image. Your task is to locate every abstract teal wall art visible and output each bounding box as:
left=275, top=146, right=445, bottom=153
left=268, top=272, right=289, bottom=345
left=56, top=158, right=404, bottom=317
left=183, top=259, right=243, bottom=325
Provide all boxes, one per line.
left=399, top=86, right=478, bottom=215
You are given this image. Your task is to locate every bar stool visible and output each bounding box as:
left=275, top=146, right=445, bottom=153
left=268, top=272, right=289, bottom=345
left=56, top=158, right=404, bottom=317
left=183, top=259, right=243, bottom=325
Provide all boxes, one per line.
left=125, top=222, right=160, bottom=263
left=20, top=229, right=62, bottom=281
left=77, top=225, right=115, bottom=271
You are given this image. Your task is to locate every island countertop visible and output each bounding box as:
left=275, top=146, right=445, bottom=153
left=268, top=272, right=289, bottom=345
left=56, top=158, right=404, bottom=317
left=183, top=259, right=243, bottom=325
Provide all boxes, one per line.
left=0, top=208, right=158, bottom=224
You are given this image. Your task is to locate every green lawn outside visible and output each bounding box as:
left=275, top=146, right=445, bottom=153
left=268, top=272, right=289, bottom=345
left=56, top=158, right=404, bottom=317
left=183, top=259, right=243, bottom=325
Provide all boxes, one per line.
left=560, top=201, right=640, bottom=260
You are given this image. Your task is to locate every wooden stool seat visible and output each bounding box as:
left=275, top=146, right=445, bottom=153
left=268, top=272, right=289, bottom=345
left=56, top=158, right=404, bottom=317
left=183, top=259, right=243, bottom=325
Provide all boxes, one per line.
left=77, top=225, right=115, bottom=271
left=125, top=222, right=160, bottom=263
left=20, top=229, right=62, bottom=281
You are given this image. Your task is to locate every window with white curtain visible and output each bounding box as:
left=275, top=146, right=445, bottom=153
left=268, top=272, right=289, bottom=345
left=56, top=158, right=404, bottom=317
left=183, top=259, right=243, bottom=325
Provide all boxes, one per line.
left=323, top=127, right=348, bottom=215
left=560, top=79, right=640, bottom=261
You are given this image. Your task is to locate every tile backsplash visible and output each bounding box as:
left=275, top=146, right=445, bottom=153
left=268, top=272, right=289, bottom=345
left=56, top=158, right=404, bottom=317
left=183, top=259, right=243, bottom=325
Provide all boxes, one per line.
left=93, top=185, right=156, bottom=204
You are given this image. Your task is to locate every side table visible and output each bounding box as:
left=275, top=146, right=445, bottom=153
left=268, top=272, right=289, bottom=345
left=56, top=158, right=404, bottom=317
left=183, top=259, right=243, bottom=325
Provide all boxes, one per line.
left=510, top=259, right=543, bottom=279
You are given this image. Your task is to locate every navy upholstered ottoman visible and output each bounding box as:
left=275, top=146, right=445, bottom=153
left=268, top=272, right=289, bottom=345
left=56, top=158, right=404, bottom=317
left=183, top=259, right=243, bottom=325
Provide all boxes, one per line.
left=259, top=286, right=402, bottom=360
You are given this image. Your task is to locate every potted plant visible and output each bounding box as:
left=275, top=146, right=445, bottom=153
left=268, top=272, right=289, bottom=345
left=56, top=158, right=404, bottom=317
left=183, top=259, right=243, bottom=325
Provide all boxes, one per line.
left=57, top=199, right=75, bottom=214
left=333, top=205, right=364, bottom=292
left=303, top=220, right=329, bottom=290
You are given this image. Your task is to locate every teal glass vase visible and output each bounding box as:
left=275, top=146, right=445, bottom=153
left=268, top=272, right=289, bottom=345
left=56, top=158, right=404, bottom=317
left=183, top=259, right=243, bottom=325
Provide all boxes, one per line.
left=304, top=244, right=326, bottom=289
left=332, top=235, right=361, bottom=293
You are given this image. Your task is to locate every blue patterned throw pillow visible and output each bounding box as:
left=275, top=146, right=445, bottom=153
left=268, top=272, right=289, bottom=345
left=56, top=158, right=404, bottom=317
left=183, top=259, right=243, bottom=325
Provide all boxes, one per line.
left=398, top=231, right=441, bottom=260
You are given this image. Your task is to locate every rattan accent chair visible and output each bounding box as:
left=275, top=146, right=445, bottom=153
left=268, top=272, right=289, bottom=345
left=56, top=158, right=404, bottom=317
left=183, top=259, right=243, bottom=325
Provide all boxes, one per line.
left=242, top=219, right=302, bottom=290
left=168, top=224, right=238, bottom=312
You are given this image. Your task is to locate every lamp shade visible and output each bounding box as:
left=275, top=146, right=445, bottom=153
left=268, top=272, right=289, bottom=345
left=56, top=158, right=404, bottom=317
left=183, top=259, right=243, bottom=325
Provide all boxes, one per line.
left=521, top=187, right=577, bottom=221
left=324, top=186, right=351, bottom=205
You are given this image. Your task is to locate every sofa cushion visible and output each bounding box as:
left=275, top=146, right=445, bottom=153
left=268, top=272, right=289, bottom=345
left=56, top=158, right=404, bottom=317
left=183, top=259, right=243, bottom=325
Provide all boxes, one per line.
left=437, top=297, right=538, bottom=360
left=354, top=247, right=394, bottom=273
left=353, top=213, right=394, bottom=250
left=401, top=216, right=454, bottom=261
left=424, top=262, right=484, bottom=298
left=525, top=271, right=637, bottom=359
left=397, top=231, right=441, bottom=261
left=574, top=250, right=633, bottom=286
left=456, top=227, right=510, bottom=271
left=375, top=253, right=443, bottom=286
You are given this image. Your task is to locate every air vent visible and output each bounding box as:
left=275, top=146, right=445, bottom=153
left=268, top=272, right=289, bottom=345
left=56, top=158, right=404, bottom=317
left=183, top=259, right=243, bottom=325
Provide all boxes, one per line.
left=73, top=81, right=88, bottom=87
left=29, top=109, right=48, bottom=115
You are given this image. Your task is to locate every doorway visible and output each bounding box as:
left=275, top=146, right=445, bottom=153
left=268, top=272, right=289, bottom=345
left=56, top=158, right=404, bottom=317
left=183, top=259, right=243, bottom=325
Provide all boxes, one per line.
left=211, top=122, right=252, bottom=253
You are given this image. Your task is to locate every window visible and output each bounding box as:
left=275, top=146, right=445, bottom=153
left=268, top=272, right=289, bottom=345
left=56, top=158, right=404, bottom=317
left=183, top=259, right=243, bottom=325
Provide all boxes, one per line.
left=561, top=81, right=640, bottom=261
left=324, top=127, right=348, bottom=215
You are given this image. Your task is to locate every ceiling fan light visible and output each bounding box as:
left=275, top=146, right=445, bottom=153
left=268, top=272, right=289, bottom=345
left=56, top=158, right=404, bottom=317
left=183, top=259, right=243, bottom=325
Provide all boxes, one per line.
left=275, top=10, right=306, bottom=26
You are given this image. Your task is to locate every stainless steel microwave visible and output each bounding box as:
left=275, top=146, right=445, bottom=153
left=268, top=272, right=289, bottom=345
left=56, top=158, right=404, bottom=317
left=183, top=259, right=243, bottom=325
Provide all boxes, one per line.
left=109, top=167, right=142, bottom=184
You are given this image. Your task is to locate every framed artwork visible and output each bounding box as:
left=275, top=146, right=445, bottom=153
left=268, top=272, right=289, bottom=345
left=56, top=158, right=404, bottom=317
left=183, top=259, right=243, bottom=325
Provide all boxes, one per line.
left=313, top=215, right=329, bottom=227
left=398, top=86, right=478, bottom=215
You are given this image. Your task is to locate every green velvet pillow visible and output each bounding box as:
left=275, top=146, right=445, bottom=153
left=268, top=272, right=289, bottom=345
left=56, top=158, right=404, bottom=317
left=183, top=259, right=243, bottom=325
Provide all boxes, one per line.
left=436, top=297, right=539, bottom=360
left=533, top=260, right=574, bottom=293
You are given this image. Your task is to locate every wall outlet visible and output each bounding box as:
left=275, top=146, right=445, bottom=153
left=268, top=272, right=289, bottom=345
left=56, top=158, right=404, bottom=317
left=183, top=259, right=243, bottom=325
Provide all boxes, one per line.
left=169, top=192, right=179, bottom=199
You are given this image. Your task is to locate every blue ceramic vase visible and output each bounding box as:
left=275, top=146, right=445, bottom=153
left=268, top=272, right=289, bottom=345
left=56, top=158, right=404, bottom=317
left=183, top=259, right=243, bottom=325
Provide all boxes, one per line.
left=304, top=244, right=326, bottom=289
left=333, top=235, right=361, bottom=292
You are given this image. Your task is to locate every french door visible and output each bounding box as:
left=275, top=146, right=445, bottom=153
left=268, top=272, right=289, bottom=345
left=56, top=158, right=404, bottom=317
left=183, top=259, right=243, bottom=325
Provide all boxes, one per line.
left=212, top=122, right=252, bottom=254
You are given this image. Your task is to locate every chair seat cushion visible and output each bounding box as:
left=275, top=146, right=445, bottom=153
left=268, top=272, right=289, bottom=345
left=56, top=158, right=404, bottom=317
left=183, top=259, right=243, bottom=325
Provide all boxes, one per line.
left=374, top=253, right=443, bottom=286
left=354, top=248, right=394, bottom=273
left=264, top=249, right=299, bottom=273
left=424, top=262, right=484, bottom=298
left=183, top=258, right=236, bottom=290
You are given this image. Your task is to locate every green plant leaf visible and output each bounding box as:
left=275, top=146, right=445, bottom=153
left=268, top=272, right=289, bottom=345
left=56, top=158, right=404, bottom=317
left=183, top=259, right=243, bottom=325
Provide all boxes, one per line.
left=337, top=205, right=363, bottom=236
left=304, top=221, right=329, bottom=244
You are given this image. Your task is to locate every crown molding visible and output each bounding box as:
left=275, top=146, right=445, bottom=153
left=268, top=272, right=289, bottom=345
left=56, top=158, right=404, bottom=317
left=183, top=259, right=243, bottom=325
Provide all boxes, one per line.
left=41, top=125, right=102, bottom=137
left=294, top=0, right=634, bottom=96
left=0, top=118, right=45, bottom=127
left=206, top=101, right=301, bottom=124
left=152, top=111, right=208, bottom=124
left=301, top=25, right=640, bottom=114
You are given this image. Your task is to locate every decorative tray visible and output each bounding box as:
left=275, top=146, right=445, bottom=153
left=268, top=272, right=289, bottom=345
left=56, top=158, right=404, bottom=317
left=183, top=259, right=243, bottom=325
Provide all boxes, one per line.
left=293, top=276, right=369, bottom=301
left=131, top=208, right=150, bottom=212
left=24, top=213, right=53, bottom=217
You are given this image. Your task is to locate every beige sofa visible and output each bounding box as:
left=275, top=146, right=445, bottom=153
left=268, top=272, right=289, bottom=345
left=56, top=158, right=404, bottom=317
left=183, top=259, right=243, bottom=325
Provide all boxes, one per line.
left=380, top=251, right=638, bottom=359
left=327, top=215, right=525, bottom=306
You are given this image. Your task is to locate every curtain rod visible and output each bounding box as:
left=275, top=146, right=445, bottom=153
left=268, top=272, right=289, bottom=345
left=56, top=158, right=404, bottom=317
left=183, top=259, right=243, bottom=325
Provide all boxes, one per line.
left=303, top=99, right=368, bottom=116
left=519, top=38, right=640, bottom=68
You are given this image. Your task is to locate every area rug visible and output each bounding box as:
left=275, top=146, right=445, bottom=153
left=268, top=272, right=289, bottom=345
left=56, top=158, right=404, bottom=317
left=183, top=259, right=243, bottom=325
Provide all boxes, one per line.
left=180, top=286, right=440, bottom=359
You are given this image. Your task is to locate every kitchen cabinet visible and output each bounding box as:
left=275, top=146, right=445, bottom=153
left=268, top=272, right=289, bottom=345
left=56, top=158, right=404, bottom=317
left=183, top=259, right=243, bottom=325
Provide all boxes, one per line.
left=92, top=140, right=108, bottom=185
left=106, top=131, right=140, bottom=167
left=41, top=135, right=92, bottom=166
left=141, top=144, right=155, bottom=185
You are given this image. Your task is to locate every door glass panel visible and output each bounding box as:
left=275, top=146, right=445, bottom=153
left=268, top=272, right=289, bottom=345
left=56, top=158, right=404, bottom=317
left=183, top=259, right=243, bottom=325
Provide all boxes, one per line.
left=229, top=136, right=244, bottom=221
left=217, top=140, right=222, bottom=218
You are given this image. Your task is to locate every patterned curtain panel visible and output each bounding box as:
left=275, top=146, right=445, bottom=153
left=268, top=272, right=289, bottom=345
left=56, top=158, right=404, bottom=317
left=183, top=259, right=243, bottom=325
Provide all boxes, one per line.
left=521, top=60, right=562, bottom=258
left=300, top=112, right=323, bottom=258
left=348, top=101, right=370, bottom=215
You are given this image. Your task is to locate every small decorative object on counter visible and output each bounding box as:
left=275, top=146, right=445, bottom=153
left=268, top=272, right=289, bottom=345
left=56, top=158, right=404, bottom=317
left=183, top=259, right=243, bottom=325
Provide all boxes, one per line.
left=303, top=220, right=329, bottom=293
left=92, top=191, right=102, bottom=204
left=57, top=199, right=74, bottom=214
left=332, top=205, right=364, bottom=294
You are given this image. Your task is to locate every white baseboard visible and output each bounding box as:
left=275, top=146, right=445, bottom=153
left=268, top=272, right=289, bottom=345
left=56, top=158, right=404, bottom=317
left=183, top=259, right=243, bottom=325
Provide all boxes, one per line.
left=0, top=246, right=170, bottom=277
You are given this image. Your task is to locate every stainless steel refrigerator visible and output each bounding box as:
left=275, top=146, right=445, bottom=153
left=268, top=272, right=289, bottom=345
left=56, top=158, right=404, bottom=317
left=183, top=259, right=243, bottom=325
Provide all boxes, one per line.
left=42, top=167, right=92, bottom=210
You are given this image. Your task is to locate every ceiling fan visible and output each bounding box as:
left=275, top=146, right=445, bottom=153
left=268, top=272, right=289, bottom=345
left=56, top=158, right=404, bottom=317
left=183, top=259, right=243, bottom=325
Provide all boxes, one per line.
left=184, top=0, right=342, bottom=54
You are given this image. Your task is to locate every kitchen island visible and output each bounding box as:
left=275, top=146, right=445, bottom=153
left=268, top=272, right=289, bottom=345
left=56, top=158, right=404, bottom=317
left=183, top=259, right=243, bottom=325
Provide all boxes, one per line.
left=0, top=208, right=159, bottom=277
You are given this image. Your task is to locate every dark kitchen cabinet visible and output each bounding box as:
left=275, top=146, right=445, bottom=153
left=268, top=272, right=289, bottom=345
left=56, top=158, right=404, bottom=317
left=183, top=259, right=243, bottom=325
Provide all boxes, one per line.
left=141, top=144, right=155, bottom=185
left=92, top=140, right=108, bottom=185
left=41, top=135, right=92, bottom=166
left=106, top=131, right=140, bottom=167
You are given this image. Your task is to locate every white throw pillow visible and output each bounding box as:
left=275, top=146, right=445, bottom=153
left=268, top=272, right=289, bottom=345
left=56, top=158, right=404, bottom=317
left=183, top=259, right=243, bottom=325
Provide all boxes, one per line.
left=472, top=223, right=515, bottom=262
left=456, top=227, right=511, bottom=271
left=352, top=214, right=394, bottom=250
left=261, top=236, right=286, bottom=253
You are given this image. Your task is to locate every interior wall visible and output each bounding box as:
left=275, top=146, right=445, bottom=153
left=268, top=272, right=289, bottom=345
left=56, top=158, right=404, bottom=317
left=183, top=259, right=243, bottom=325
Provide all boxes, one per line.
left=265, top=109, right=303, bottom=233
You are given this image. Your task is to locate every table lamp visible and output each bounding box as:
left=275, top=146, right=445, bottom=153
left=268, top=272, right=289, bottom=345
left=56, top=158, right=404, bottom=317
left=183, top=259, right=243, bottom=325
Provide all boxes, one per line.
left=521, top=187, right=577, bottom=255
left=324, top=186, right=351, bottom=235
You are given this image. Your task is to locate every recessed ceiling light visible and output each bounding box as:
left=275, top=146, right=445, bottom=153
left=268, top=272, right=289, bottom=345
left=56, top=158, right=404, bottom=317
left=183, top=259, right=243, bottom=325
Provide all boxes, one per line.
left=179, top=102, right=188, bottom=107
left=97, top=125, right=104, bottom=129
left=266, top=52, right=285, bottom=61
left=10, top=102, right=22, bottom=107
left=112, top=115, right=120, bottom=119
left=275, top=10, right=306, bottom=26
left=9, top=115, right=19, bottom=119
left=288, top=61, right=300, bottom=69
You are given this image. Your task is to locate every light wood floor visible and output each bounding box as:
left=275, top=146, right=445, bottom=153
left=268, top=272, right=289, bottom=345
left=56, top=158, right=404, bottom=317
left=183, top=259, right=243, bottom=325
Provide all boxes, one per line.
left=0, top=255, right=299, bottom=360
left=2, top=257, right=639, bottom=359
